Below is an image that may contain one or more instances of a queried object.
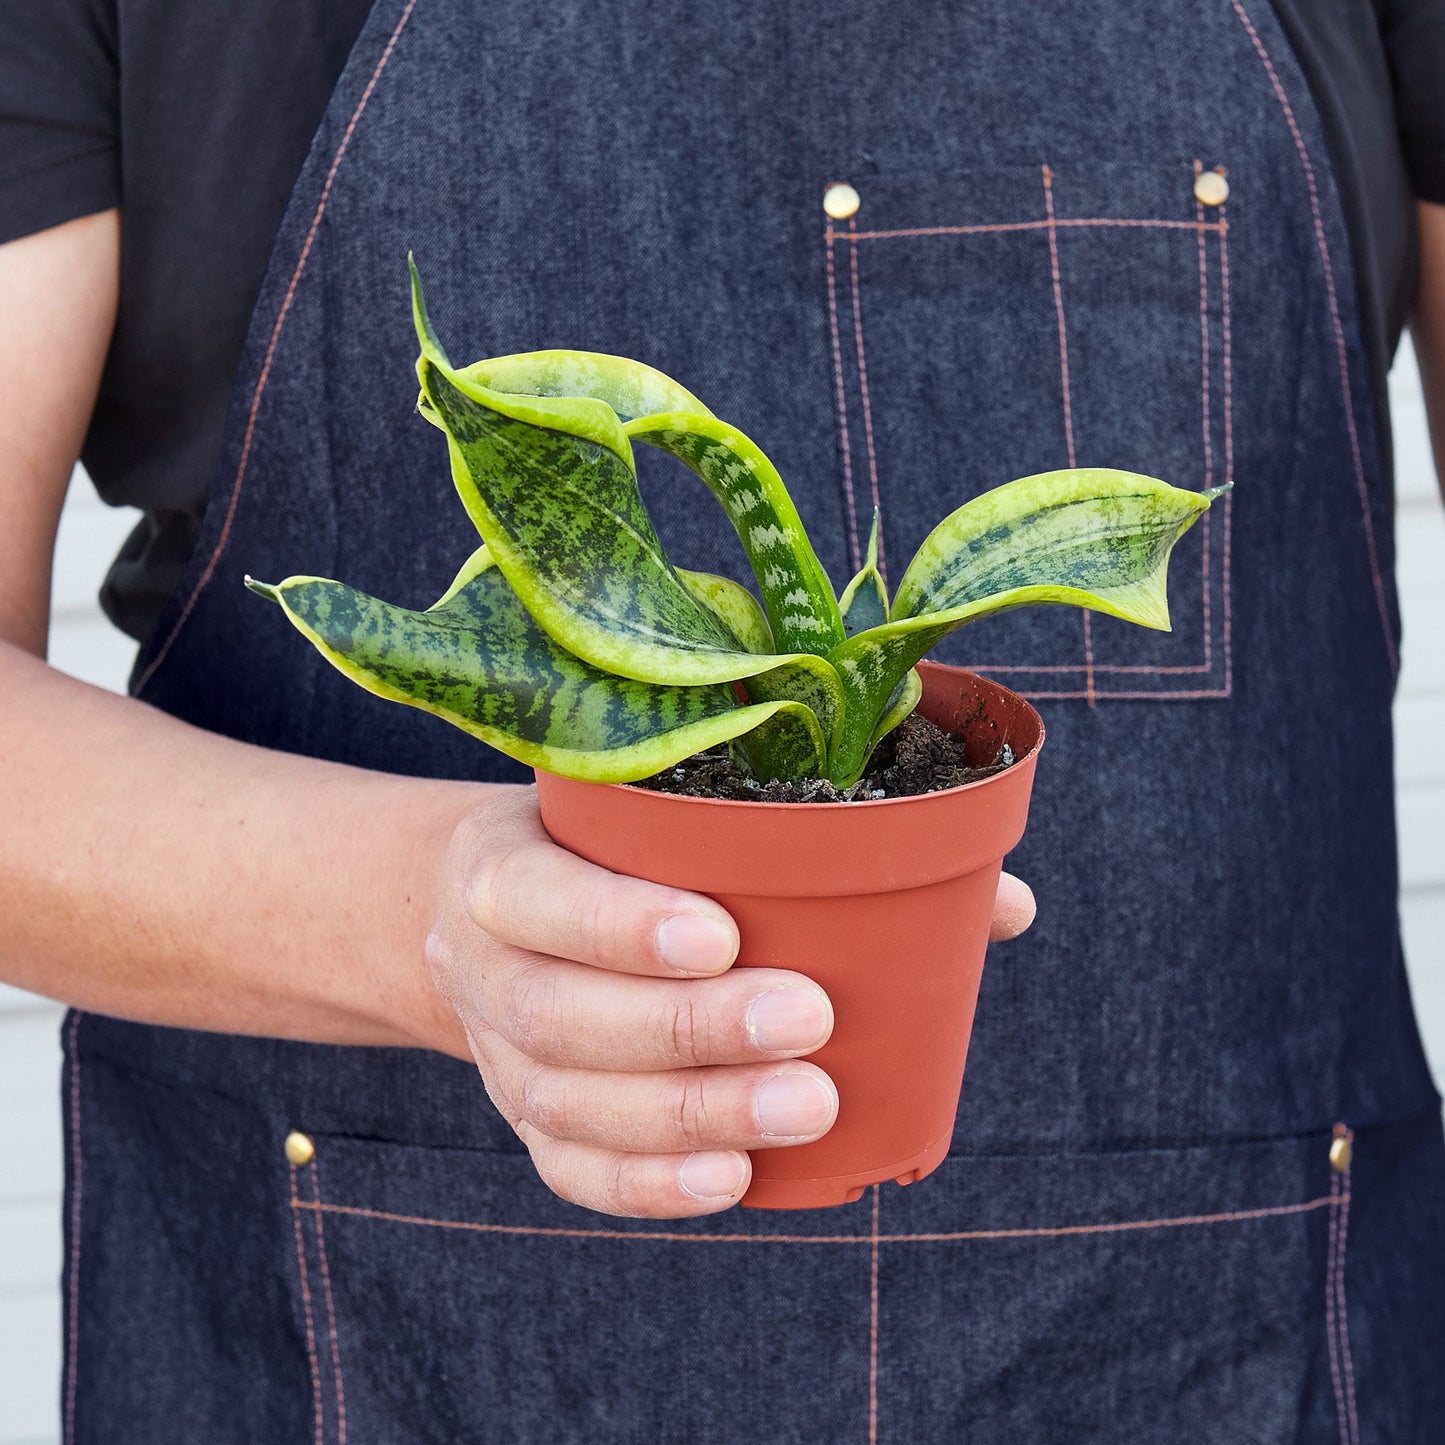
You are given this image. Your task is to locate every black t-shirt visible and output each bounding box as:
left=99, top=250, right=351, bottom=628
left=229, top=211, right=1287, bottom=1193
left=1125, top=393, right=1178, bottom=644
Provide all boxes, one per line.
left=2, top=0, right=1443, bottom=644
left=0, top=0, right=373, bottom=640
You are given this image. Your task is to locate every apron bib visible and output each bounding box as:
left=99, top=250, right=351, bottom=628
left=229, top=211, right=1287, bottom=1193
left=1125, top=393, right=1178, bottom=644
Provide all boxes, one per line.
left=64, top=1, right=1445, bottom=1439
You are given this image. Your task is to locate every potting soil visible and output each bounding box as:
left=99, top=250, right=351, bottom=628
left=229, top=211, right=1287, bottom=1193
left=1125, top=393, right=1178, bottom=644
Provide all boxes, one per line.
left=634, top=713, right=1015, bottom=803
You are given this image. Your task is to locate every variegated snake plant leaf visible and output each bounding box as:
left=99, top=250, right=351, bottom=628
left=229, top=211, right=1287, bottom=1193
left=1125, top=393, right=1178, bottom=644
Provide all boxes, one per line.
left=251, top=263, right=1227, bottom=788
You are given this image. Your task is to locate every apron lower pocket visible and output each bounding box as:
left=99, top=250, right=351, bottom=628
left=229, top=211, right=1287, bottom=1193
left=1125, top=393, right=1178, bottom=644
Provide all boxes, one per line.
left=281, top=1125, right=1358, bottom=1444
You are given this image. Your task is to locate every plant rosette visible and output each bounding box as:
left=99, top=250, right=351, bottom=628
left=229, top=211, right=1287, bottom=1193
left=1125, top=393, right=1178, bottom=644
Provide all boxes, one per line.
left=250, top=263, right=1224, bottom=1210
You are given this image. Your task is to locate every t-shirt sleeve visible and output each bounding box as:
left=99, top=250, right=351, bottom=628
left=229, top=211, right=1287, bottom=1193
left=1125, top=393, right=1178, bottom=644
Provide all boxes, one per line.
left=0, top=0, right=119, bottom=245
left=1382, top=0, right=1445, bottom=204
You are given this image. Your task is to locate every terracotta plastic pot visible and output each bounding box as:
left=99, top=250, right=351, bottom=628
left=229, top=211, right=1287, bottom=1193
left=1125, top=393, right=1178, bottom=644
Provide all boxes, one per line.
left=534, top=662, right=1044, bottom=1210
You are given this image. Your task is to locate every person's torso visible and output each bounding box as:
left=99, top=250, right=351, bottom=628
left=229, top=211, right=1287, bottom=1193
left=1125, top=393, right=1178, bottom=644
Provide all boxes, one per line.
left=64, top=5, right=1445, bottom=1438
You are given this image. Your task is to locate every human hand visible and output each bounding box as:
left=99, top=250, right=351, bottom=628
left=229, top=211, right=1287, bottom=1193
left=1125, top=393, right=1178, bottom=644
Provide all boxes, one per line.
left=426, top=786, right=1034, bottom=1219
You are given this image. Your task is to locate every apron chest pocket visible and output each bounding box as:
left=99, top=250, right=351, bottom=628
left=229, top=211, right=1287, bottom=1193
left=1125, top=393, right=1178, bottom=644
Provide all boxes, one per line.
left=824, top=161, right=1235, bottom=704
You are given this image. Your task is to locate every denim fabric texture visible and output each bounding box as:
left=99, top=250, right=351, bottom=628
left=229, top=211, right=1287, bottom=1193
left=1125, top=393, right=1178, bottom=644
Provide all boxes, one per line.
left=63, top=0, right=1445, bottom=1439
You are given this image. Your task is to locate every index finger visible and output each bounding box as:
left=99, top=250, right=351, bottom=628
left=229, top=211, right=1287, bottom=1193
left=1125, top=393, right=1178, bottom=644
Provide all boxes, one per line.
left=467, top=834, right=739, bottom=978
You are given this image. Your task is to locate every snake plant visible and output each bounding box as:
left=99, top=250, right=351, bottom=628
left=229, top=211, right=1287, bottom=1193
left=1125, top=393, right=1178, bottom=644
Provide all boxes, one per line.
left=248, top=263, right=1225, bottom=787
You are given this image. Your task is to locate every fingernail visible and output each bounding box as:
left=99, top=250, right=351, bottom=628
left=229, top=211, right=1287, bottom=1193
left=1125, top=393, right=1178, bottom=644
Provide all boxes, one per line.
left=755, top=1072, right=837, bottom=1140
left=679, top=1151, right=748, bottom=1200
left=745, top=986, right=832, bottom=1052
left=656, top=914, right=736, bottom=973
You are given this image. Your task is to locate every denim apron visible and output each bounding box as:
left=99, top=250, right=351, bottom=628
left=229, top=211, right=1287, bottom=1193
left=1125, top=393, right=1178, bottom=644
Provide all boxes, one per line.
left=63, top=1, right=1445, bottom=1440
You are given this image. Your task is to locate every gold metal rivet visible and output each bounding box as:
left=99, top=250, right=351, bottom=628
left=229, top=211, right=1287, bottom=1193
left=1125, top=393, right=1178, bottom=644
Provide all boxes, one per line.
left=1194, top=170, right=1229, bottom=207
left=823, top=183, right=861, bottom=221
left=1329, top=1135, right=1352, bottom=1173
left=285, top=1130, right=316, bottom=1167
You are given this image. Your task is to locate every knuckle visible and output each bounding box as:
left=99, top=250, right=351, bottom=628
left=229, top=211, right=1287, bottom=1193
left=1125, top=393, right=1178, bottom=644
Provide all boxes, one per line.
left=517, top=1065, right=571, bottom=1138
left=504, top=963, right=561, bottom=1057
left=476, top=1061, right=524, bottom=1135
left=606, top=1152, right=641, bottom=1215
left=492, top=1085, right=526, bottom=1137
left=466, top=841, right=533, bottom=937
left=567, top=876, right=620, bottom=965
left=672, top=1071, right=715, bottom=1151
left=659, top=991, right=709, bottom=1067
left=519, top=1129, right=576, bottom=1204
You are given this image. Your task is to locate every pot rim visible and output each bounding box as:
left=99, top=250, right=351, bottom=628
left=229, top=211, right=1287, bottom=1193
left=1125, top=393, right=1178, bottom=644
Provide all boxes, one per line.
left=537, top=665, right=1045, bottom=812
left=535, top=666, right=1044, bottom=893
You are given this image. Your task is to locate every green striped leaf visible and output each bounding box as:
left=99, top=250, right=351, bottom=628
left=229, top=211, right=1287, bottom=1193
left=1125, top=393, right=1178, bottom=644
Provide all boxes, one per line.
left=891, top=470, right=1220, bottom=624
left=623, top=413, right=845, bottom=655
left=412, top=261, right=827, bottom=693
left=456, top=350, right=715, bottom=425
left=823, top=471, right=1223, bottom=783
left=837, top=509, right=889, bottom=638
left=677, top=570, right=774, bottom=653
left=425, top=318, right=838, bottom=668
left=671, top=569, right=844, bottom=773
left=869, top=668, right=923, bottom=754
left=264, top=272, right=1221, bottom=790
left=246, top=548, right=826, bottom=783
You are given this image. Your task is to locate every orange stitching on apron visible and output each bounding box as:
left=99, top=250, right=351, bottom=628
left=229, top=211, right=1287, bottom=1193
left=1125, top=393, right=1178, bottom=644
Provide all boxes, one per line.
left=63, top=1011, right=83, bottom=1445
left=963, top=192, right=1232, bottom=694
left=957, top=655, right=1215, bottom=674
left=1041, top=166, right=1079, bottom=476
left=134, top=0, right=422, bottom=695
left=299, top=1179, right=1336, bottom=1442
left=309, top=1160, right=348, bottom=1445
left=1196, top=165, right=1216, bottom=499
left=1324, top=1126, right=1359, bottom=1445
left=289, top=1164, right=326, bottom=1445
left=868, top=1184, right=881, bottom=1445
left=1195, top=164, right=1216, bottom=676
left=827, top=188, right=1233, bottom=700
left=834, top=219, right=1226, bottom=241
left=1018, top=688, right=1233, bottom=701
left=1042, top=163, right=1096, bottom=706
left=825, top=221, right=864, bottom=571
left=1325, top=1160, right=1348, bottom=1440
left=1337, top=1166, right=1359, bottom=1441
left=1227, top=0, right=1396, bottom=676
left=292, top=1191, right=1336, bottom=1244
left=1218, top=191, right=1236, bottom=694
left=847, top=221, right=887, bottom=585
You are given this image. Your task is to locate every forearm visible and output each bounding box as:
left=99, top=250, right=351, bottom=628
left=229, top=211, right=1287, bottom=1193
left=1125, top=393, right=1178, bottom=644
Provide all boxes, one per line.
left=1, top=639, right=476, bottom=1057
left=1412, top=199, right=1445, bottom=498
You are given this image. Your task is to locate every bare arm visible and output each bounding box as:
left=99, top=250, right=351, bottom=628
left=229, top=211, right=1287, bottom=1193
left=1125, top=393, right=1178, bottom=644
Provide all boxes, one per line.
left=1413, top=199, right=1445, bottom=499
left=3, top=214, right=1033, bottom=1217
left=0, top=212, right=475, bottom=1053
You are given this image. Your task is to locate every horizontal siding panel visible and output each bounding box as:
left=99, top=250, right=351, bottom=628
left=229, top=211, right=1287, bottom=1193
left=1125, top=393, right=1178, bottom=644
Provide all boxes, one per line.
left=1399, top=784, right=1445, bottom=891
left=0, top=1291, right=61, bottom=1444
left=1403, top=890, right=1445, bottom=1087
left=1397, top=599, right=1445, bottom=697
left=49, top=501, right=138, bottom=619
left=1404, top=888, right=1445, bottom=965
left=1390, top=335, right=1436, bottom=505
left=0, top=1202, right=61, bottom=1297
left=0, top=984, right=61, bottom=1019
left=1391, top=418, right=1437, bottom=504
left=1394, top=694, right=1445, bottom=788
left=1395, top=502, right=1445, bottom=587
left=0, top=1102, right=62, bottom=1210
left=0, top=1012, right=64, bottom=1110
left=45, top=618, right=136, bottom=696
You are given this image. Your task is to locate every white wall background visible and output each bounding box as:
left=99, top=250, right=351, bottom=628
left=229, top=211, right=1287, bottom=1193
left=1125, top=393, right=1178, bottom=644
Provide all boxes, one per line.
left=2, top=349, right=1444, bottom=1442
